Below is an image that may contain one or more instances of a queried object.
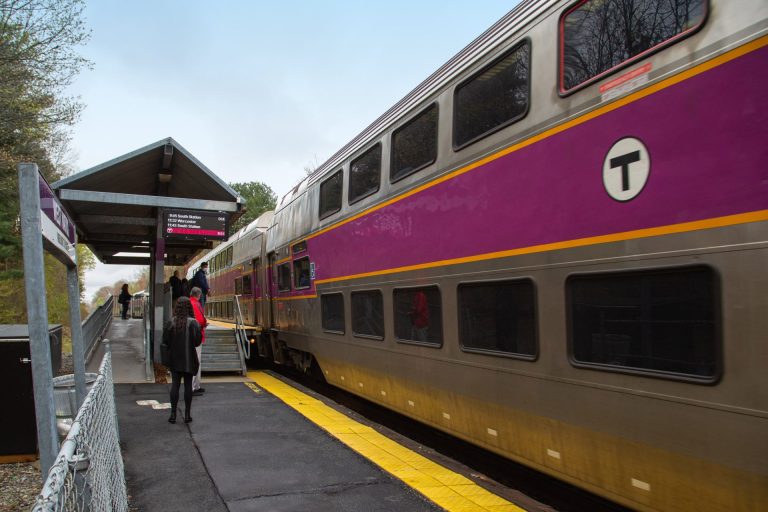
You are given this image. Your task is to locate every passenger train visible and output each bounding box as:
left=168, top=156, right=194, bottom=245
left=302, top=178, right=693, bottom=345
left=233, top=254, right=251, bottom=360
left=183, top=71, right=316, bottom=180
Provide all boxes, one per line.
left=187, top=1, right=768, bottom=509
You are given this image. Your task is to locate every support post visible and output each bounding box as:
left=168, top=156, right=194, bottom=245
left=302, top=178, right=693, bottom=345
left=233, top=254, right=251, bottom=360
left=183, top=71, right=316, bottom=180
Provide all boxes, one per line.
left=152, top=209, right=165, bottom=364
left=18, top=163, right=58, bottom=477
left=67, top=257, right=87, bottom=409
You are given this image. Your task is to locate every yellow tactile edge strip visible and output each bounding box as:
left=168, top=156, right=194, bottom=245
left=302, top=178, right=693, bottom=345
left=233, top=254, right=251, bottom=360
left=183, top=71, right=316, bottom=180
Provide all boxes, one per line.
left=248, top=371, right=525, bottom=512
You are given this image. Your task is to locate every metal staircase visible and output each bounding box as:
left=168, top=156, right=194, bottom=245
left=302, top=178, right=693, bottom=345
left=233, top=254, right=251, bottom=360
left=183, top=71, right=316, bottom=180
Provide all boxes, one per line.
left=201, top=327, right=246, bottom=374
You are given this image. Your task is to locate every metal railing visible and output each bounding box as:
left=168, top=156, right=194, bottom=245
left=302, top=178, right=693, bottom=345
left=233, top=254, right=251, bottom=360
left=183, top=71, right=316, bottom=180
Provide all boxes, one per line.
left=32, top=352, right=128, bottom=512
left=111, top=294, right=147, bottom=319
left=233, top=295, right=249, bottom=374
left=83, top=296, right=113, bottom=363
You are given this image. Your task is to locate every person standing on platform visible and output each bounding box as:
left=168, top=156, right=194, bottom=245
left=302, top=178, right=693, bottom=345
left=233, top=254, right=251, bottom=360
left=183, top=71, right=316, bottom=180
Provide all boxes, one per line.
left=118, top=284, right=132, bottom=320
left=162, top=297, right=202, bottom=423
left=169, top=270, right=182, bottom=306
left=189, top=286, right=208, bottom=395
left=191, top=262, right=210, bottom=306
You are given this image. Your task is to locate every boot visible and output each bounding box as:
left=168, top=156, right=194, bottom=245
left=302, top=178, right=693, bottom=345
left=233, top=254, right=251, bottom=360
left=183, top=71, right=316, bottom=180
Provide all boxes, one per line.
left=184, top=414, right=192, bottom=423
left=168, top=411, right=176, bottom=424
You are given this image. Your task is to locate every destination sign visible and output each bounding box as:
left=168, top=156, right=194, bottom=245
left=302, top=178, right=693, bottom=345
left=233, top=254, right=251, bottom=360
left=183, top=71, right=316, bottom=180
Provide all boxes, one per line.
left=163, top=209, right=229, bottom=240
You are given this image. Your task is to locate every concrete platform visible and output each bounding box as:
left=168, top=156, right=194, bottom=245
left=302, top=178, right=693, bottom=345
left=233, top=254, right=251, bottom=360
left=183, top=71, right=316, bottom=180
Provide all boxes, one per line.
left=116, top=380, right=438, bottom=511
left=88, top=318, right=147, bottom=383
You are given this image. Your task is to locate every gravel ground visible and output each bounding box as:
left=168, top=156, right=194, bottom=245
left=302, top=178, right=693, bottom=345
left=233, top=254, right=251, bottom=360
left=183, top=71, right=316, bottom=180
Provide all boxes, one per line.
left=0, top=461, right=41, bottom=511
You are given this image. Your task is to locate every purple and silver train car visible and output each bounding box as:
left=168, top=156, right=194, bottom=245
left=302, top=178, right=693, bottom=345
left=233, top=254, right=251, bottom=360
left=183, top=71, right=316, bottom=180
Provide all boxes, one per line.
left=198, top=1, right=768, bottom=509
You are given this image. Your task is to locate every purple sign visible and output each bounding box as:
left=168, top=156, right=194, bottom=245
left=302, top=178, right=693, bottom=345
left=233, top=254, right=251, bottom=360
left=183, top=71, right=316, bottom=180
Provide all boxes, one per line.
left=38, top=174, right=75, bottom=245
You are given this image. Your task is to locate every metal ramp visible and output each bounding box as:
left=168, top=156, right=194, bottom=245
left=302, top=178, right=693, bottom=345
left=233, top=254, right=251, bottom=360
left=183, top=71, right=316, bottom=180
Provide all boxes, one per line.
left=201, top=327, right=246, bottom=374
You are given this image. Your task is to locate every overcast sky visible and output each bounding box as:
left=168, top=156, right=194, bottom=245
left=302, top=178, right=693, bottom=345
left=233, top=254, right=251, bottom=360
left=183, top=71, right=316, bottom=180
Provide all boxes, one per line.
left=73, top=1, right=517, bottom=300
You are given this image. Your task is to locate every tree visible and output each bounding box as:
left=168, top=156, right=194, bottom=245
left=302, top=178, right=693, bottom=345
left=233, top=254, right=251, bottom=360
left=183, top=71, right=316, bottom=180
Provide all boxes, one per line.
left=229, top=181, right=277, bottom=233
left=0, top=0, right=91, bottom=322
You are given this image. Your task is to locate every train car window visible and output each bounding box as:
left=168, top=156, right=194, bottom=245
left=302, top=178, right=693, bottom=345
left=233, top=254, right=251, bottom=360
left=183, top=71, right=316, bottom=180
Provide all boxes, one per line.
left=319, top=170, right=343, bottom=220
left=234, top=277, right=243, bottom=296
left=293, top=257, right=311, bottom=289
left=292, top=240, right=307, bottom=254
left=226, top=246, right=233, bottom=267
left=458, top=279, right=537, bottom=359
left=321, top=293, right=345, bottom=334
left=567, top=266, right=720, bottom=381
left=391, top=104, right=438, bottom=183
left=351, top=291, right=384, bottom=339
left=349, top=144, right=381, bottom=204
left=453, top=40, right=530, bottom=150
left=393, top=286, right=442, bottom=346
left=277, top=263, right=291, bottom=292
left=242, top=274, right=252, bottom=295
left=560, top=0, right=707, bottom=94
left=227, top=300, right=233, bottom=319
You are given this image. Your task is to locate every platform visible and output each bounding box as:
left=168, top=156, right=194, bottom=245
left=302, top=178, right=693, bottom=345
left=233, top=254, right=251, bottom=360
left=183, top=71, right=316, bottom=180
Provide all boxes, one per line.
left=105, top=318, right=524, bottom=511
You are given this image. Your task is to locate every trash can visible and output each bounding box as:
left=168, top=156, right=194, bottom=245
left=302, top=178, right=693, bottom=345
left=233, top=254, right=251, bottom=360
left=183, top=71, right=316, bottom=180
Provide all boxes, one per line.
left=0, top=324, right=64, bottom=459
left=53, top=373, right=98, bottom=439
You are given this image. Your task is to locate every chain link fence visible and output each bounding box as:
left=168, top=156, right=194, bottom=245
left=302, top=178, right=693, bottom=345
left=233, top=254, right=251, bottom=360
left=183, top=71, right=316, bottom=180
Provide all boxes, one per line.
left=32, top=352, right=128, bottom=512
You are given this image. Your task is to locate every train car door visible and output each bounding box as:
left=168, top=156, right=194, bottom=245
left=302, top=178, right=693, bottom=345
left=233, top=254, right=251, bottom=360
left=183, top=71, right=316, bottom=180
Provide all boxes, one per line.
left=267, top=252, right=277, bottom=329
left=252, top=257, right=260, bottom=327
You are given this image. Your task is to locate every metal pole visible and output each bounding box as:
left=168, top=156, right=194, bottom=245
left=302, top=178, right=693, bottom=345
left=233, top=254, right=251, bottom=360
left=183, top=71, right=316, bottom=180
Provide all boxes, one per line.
left=18, top=163, right=58, bottom=477
left=67, top=253, right=87, bottom=409
left=152, top=209, right=165, bottom=364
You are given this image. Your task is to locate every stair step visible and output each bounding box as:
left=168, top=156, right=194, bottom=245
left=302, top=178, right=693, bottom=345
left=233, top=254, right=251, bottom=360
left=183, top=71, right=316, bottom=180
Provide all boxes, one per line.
left=203, top=343, right=238, bottom=354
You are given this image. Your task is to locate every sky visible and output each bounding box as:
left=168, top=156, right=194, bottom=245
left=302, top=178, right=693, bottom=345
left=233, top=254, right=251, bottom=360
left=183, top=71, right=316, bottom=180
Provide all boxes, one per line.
left=73, top=0, right=517, bottom=301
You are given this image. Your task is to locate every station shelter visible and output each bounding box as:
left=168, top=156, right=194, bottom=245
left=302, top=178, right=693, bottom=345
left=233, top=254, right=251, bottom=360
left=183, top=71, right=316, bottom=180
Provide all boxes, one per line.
left=52, top=137, right=242, bottom=362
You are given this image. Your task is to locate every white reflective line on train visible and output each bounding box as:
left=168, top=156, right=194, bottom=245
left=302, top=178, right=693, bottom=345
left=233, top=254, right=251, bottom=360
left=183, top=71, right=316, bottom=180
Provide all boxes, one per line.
left=547, top=449, right=561, bottom=460
left=408, top=400, right=415, bottom=407
left=487, top=428, right=498, bottom=437
left=442, top=412, right=451, bottom=420
left=631, top=478, right=651, bottom=491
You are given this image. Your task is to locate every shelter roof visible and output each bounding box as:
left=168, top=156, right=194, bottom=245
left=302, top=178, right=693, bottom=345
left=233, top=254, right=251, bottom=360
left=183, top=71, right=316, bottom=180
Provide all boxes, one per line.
left=52, top=137, right=242, bottom=266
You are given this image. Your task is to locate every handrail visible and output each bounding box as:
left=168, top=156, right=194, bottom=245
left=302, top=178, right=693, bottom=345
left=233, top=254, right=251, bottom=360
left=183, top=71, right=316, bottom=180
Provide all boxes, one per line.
left=83, top=296, right=114, bottom=363
left=233, top=295, right=249, bottom=373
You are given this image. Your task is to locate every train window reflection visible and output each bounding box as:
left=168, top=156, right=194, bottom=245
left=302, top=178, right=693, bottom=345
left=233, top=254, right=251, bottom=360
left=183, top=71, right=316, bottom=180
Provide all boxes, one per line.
left=568, top=266, right=719, bottom=381
left=560, top=0, right=707, bottom=94
left=349, top=144, right=381, bottom=204
left=394, top=286, right=442, bottom=346
left=454, top=40, right=530, bottom=149
left=458, top=279, right=537, bottom=358
left=391, top=104, right=438, bottom=183
left=293, top=257, right=311, bottom=289
left=321, top=293, right=345, bottom=334
left=277, top=263, right=291, bottom=292
left=319, top=170, right=343, bottom=219
left=352, top=290, right=384, bottom=339
left=242, top=274, right=252, bottom=295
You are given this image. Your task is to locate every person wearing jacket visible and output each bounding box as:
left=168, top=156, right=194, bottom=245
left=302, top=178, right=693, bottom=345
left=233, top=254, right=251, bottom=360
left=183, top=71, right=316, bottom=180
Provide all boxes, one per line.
left=190, top=262, right=210, bottom=306
left=189, top=286, right=208, bottom=395
left=162, top=297, right=202, bottom=424
left=118, top=284, right=132, bottom=320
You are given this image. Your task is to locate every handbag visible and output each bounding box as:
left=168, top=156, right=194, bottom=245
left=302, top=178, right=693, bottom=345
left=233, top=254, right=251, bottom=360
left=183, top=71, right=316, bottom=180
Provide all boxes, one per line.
left=160, top=341, right=171, bottom=366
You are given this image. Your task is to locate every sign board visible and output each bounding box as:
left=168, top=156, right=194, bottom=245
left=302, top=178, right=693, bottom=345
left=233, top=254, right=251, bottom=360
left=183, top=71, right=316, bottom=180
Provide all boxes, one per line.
left=38, top=174, right=76, bottom=264
left=163, top=209, right=229, bottom=240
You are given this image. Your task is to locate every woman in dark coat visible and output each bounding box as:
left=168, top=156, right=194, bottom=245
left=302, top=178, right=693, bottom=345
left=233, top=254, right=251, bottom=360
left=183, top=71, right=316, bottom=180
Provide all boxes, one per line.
left=162, top=297, right=202, bottom=424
